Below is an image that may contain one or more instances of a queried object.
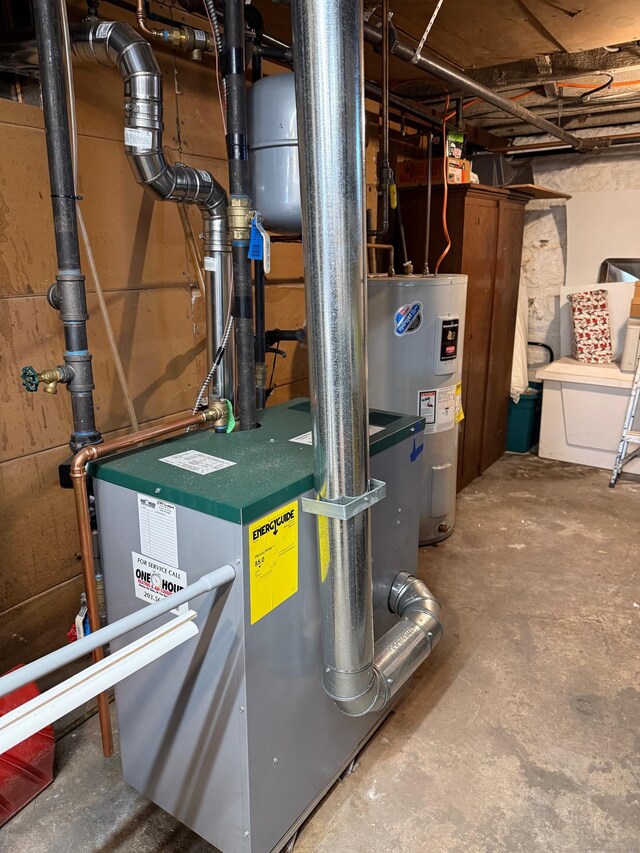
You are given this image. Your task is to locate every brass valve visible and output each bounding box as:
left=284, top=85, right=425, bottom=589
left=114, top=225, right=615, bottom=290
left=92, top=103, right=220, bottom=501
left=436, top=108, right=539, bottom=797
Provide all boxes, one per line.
left=202, top=399, right=230, bottom=432
left=20, top=365, right=67, bottom=395
left=227, top=196, right=255, bottom=243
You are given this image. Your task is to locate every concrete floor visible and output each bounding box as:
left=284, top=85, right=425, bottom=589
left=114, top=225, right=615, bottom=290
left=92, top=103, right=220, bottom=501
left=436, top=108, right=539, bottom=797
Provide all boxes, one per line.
left=3, top=454, right=639, bottom=853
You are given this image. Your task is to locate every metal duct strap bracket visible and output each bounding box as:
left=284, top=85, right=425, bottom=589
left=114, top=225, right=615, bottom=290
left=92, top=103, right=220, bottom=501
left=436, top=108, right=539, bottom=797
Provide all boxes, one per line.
left=301, top=478, right=386, bottom=520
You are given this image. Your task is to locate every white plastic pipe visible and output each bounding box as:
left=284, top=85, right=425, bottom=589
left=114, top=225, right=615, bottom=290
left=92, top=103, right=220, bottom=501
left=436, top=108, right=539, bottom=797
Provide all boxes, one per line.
left=0, top=611, right=198, bottom=754
left=0, top=564, right=235, bottom=699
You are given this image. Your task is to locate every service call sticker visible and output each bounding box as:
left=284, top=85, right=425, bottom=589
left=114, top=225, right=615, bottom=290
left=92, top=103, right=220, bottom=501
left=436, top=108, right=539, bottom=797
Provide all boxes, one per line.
left=394, top=301, right=423, bottom=336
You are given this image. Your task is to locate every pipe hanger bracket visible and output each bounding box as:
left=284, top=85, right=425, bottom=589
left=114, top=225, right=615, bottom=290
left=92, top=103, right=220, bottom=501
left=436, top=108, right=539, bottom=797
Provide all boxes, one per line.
left=301, top=479, right=386, bottom=521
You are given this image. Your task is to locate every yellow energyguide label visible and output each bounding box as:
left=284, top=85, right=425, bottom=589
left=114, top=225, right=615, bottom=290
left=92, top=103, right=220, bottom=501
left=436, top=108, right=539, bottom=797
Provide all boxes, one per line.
left=249, top=500, right=299, bottom=625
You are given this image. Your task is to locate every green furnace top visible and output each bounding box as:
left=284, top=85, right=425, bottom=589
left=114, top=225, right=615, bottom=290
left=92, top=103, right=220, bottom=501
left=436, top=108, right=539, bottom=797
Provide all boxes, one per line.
left=93, top=399, right=425, bottom=524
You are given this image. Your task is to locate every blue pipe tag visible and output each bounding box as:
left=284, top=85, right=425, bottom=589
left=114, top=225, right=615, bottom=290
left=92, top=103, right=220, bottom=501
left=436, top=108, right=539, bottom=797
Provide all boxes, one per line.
left=247, top=214, right=271, bottom=273
left=248, top=216, right=263, bottom=261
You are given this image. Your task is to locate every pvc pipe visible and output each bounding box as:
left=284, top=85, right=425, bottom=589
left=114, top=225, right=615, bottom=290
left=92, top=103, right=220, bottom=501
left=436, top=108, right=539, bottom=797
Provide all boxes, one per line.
left=0, top=611, right=199, bottom=755
left=0, top=564, right=235, bottom=699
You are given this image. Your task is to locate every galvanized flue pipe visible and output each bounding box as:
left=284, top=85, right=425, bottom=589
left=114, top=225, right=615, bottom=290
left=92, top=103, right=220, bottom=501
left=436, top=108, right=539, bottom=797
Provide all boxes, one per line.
left=292, top=0, right=443, bottom=716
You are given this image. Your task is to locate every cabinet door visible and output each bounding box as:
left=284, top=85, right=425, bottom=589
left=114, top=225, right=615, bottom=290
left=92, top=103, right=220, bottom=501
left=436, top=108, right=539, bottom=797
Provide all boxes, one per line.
left=480, top=200, right=526, bottom=473
left=457, top=197, right=499, bottom=490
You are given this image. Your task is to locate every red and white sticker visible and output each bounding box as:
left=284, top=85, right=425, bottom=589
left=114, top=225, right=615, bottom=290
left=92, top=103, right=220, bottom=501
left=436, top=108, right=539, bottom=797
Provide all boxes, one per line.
left=132, top=551, right=188, bottom=615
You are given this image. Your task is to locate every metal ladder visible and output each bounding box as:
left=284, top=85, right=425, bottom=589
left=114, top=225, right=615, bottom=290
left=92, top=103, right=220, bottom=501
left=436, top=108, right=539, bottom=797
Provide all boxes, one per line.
left=610, top=351, right=640, bottom=487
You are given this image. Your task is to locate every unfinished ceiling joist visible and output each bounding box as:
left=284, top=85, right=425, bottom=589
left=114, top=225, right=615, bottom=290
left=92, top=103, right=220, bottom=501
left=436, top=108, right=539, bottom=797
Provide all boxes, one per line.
left=393, top=42, right=640, bottom=99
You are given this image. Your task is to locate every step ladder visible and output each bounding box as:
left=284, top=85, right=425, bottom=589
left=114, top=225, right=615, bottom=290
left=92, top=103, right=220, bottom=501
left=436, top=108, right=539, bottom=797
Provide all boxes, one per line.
left=610, top=351, right=640, bottom=487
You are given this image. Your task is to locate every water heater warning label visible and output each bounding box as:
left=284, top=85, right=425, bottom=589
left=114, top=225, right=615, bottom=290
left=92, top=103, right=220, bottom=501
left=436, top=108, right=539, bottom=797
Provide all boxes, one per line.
left=131, top=552, right=188, bottom=615
left=418, top=384, right=458, bottom=434
left=249, top=500, right=298, bottom=625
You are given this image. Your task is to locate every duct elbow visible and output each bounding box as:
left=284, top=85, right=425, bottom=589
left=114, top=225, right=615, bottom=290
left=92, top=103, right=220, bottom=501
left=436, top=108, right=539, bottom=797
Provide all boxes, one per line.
left=71, top=21, right=228, bottom=223
left=326, top=573, right=442, bottom=718
left=327, top=666, right=389, bottom=718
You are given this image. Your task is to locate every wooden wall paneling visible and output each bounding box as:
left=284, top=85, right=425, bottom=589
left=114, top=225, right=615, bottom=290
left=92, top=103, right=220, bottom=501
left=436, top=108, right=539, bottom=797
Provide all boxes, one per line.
left=267, top=379, right=310, bottom=407
left=0, top=285, right=205, bottom=463
left=0, top=445, right=81, bottom=612
left=0, top=575, right=85, bottom=674
left=481, top=199, right=526, bottom=472
left=264, top=284, right=307, bottom=398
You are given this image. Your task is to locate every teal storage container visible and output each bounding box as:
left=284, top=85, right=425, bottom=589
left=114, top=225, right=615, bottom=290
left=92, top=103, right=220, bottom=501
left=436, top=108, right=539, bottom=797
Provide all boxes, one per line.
left=507, top=382, right=542, bottom=453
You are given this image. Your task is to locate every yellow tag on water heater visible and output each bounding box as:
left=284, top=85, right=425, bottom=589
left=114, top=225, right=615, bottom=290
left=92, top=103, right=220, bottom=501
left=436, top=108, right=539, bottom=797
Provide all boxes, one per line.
left=249, top=500, right=299, bottom=624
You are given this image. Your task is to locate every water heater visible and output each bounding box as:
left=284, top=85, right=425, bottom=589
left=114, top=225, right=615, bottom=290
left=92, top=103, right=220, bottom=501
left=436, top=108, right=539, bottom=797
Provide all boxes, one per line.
left=368, top=274, right=468, bottom=544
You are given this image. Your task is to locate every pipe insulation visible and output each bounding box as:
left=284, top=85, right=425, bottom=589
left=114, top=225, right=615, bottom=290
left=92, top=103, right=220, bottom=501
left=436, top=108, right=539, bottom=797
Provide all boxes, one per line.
left=291, top=0, right=442, bottom=717
left=71, top=21, right=233, bottom=401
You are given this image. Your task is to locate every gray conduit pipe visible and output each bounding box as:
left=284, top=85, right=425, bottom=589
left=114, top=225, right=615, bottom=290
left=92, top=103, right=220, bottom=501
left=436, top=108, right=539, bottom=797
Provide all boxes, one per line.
left=292, top=0, right=442, bottom=717
left=71, top=21, right=233, bottom=402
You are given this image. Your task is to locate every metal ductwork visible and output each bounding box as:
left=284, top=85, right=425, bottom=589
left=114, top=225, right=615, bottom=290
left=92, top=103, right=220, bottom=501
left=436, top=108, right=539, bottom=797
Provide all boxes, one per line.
left=291, top=0, right=442, bottom=716
left=71, top=21, right=233, bottom=401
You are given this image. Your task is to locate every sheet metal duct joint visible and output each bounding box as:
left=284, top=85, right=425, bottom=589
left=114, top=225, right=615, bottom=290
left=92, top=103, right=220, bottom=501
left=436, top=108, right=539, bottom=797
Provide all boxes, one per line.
left=330, top=572, right=443, bottom=717
left=71, top=21, right=228, bottom=221
left=301, top=478, right=387, bottom=520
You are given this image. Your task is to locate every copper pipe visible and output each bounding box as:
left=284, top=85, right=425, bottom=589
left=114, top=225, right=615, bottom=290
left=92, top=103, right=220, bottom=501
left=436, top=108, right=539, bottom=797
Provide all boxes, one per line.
left=70, top=407, right=226, bottom=758
left=367, top=243, right=395, bottom=276
left=136, top=0, right=162, bottom=38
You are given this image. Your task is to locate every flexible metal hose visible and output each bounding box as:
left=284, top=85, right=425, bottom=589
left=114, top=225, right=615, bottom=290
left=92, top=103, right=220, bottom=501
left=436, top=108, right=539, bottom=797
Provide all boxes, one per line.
left=192, top=314, right=234, bottom=413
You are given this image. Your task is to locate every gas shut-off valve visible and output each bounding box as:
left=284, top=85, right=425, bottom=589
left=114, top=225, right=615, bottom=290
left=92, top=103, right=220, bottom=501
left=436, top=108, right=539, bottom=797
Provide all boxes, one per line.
left=20, top=364, right=72, bottom=395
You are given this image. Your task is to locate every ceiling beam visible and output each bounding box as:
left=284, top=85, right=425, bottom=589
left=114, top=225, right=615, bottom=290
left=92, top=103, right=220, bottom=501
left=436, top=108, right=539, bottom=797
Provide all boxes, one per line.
left=474, top=107, right=640, bottom=137
left=472, top=96, right=640, bottom=126
left=393, top=43, right=640, bottom=99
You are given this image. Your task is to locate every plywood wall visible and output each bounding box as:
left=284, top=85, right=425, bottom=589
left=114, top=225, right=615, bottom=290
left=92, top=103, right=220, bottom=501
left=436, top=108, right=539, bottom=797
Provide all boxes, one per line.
left=0, top=2, right=313, bottom=670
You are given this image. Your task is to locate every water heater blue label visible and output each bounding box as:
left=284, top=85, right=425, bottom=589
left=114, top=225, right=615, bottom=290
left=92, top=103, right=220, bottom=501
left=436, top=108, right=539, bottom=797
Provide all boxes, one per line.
left=394, top=301, right=423, bottom=336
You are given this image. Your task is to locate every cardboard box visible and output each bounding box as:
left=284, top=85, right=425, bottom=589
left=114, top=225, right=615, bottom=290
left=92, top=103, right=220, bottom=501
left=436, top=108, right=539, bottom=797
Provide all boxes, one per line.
left=396, top=157, right=471, bottom=187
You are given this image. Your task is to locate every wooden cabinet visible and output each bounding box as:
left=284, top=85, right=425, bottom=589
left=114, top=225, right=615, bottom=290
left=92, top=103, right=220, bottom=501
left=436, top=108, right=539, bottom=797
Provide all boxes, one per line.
left=399, top=184, right=529, bottom=491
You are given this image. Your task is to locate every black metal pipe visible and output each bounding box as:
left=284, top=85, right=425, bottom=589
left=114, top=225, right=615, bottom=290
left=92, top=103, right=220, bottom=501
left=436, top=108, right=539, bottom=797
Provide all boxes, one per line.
left=33, top=0, right=101, bottom=451
left=363, top=19, right=590, bottom=151
left=423, top=131, right=433, bottom=274
left=254, top=261, right=266, bottom=408
left=255, top=43, right=292, bottom=64
left=223, top=0, right=257, bottom=429
left=248, top=5, right=267, bottom=410
left=369, top=0, right=391, bottom=238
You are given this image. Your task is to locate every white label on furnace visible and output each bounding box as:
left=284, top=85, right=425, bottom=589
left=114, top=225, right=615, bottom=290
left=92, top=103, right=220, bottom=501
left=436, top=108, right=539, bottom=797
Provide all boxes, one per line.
left=138, top=494, right=179, bottom=568
left=203, top=256, right=216, bottom=271
left=132, top=551, right=188, bottom=615
left=160, top=449, right=236, bottom=475
left=289, top=425, right=384, bottom=446
left=418, top=384, right=456, bottom=434
left=95, top=22, right=112, bottom=38
left=124, top=127, right=153, bottom=150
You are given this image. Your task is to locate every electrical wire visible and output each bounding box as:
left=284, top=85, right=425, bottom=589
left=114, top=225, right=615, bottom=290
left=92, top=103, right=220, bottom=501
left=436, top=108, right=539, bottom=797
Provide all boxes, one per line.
left=59, top=0, right=140, bottom=431
left=203, top=0, right=227, bottom=133
left=191, top=313, right=234, bottom=413
left=434, top=95, right=450, bottom=275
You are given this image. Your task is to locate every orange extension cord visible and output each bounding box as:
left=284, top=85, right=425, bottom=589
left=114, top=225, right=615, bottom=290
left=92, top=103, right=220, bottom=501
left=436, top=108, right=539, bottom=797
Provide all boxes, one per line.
left=434, top=95, right=451, bottom=274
